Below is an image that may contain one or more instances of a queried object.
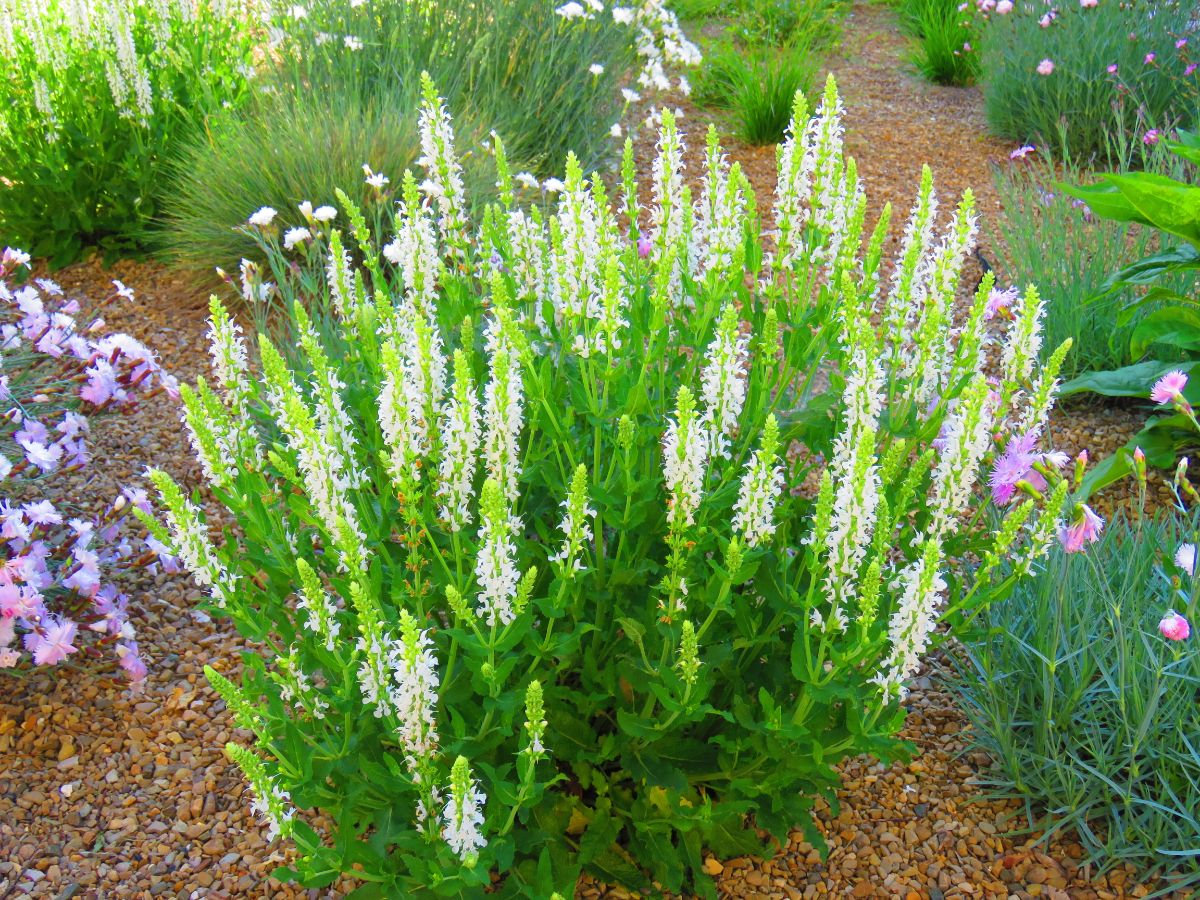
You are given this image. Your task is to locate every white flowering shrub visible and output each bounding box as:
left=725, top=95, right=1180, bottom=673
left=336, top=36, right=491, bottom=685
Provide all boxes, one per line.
left=148, top=77, right=1079, bottom=896
left=0, top=0, right=260, bottom=264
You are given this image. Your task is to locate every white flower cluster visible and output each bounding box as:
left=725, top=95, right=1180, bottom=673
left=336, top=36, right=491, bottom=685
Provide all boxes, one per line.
left=481, top=339, right=524, bottom=510
left=873, top=542, right=947, bottom=699
left=700, top=302, right=749, bottom=460
left=6, top=0, right=256, bottom=130
left=436, top=351, right=481, bottom=532
left=417, top=73, right=470, bottom=257
left=392, top=611, right=440, bottom=765
left=732, top=416, right=784, bottom=548
left=475, top=480, right=522, bottom=627
left=441, top=757, right=487, bottom=862
left=662, top=387, right=709, bottom=529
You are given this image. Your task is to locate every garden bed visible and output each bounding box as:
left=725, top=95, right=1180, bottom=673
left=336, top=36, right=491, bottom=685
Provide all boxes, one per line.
left=0, top=2, right=1191, bottom=898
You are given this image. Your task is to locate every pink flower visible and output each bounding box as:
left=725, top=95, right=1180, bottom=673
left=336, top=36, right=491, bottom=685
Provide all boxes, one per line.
left=26, top=616, right=79, bottom=665
left=1144, top=52, right=1156, bottom=64
left=80, top=360, right=121, bottom=406
left=985, top=285, right=1019, bottom=319
left=1144, top=129, right=1161, bottom=145
left=1010, top=144, right=1036, bottom=160
left=1185, top=64, right=1197, bottom=77
left=1039, top=12, right=1053, bottom=27
left=636, top=236, right=652, bottom=258
left=996, top=0, right=1012, bottom=11
left=1079, top=0, right=1096, bottom=6
left=1037, top=58, right=1055, bottom=75
left=988, top=432, right=1051, bottom=505
left=23, top=500, right=61, bottom=526
left=117, top=641, right=147, bottom=681
left=1158, top=610, right=1190, bottom=641
left=1058, top=504, right=1104, bottom=553
left=1150, top=369, right=1188, bottom=404
left=1175, top=542, right=1195, bottom=575
left=1107, top=63, right=1118, bottom=74
left=1177, top=38, right=1189, bottom=49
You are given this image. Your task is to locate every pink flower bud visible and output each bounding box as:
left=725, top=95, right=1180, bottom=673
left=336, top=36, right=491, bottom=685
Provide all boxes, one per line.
left=1159, top=610, right=1190, bottom=641
left=636, top=236, right=652, bottom=258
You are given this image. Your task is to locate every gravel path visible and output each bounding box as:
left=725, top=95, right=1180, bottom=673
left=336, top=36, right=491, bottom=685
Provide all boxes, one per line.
left=0, top=4, right=1180, bottom=899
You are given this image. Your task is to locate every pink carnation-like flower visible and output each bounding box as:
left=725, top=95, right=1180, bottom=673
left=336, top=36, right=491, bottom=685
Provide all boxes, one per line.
left=1058, top=504, right=1104, bottom=553
left=117, top=641, right=147, bottom=681
left=1107, top=63, right=1118, bottom=74
left=1079, top=0, right=1096, bottom=7
left=1144, top=129, right=1161, bottom=145
left=1010, top=144, right=1036, bottom=160
left=1144, top=52, right=1156, bottom=64
left=985, top=285, right=1020, bottom=320
left=1150, top=370, right=1188, bottom=404
left=1186, top=64, right=1197, bottom=77
left=996, top=0, right=1012, bottom=11
left=1158, top=610, right=1190, bottom=641
left=25, top=616, right=79, bottom=665
left=1037, top=58, right=1055, bottom=75
left=1177, top=38, right=1189, bottom=49
left=636, top=236, right=652, bottom=259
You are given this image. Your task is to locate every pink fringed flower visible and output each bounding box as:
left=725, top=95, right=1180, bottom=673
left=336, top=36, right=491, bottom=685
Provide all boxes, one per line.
left=1150, top=370, right=1188, bottom=404
left=1037, top=59, right=1055, bottom=75
left=26, top=616, right=79, bottom=665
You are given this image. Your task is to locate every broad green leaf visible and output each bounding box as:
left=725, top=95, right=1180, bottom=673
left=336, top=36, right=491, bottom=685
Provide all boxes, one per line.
left=1058, top=359, right=1200, bottom=398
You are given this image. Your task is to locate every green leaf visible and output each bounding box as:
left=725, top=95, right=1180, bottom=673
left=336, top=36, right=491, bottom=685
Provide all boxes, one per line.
left=1094, top=243, right=1200, bottom=300
left=1058, top=359, right=1200, bottom=398
left=585, top=845, right=646, bottom=892
left=1129, top=307, right=1200, bottom=359
left=579, top=809, right=623, bottom=865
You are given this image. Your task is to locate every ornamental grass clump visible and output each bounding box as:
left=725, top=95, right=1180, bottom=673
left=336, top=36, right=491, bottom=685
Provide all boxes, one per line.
left=148, top=76, right=1079, bottom=896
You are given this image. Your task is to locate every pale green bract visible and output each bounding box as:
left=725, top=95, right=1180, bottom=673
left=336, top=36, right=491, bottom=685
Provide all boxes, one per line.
left=147, top=75, right=1073, bottom=896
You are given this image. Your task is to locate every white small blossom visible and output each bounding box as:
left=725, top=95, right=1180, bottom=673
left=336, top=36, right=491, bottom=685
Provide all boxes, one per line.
left=248, top=206, right=277, bottom=227
left=442, top=758, right=487, bottom=861
left=283, top=227, right=311, bottom=250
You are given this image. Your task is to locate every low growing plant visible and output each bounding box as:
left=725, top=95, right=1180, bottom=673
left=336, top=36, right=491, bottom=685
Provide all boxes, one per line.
left=952, top=504, right=1199, bottom=892
left=145, top=78, right=1080, bottom=896
left=900, top=0, right=980, bottom=86
left=0, top=0, right=260, bottom=266
left=0, top=247, right=178, bottom=681
left=729, top=45, right=819, bottom=145
left=976, top=0, right=1198, bottom=159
